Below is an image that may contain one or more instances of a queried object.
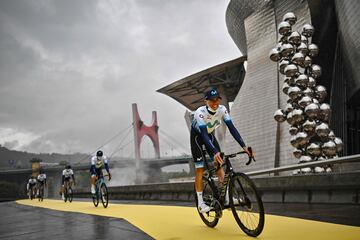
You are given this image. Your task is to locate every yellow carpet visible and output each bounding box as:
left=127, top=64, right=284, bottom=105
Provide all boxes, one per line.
left=17, top=199, right=360, bottom=240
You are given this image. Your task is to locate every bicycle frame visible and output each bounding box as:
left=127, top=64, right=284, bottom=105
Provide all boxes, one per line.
left=95, top=175, right=107, bottom=196
left=201, top=148, right=252, bottom=208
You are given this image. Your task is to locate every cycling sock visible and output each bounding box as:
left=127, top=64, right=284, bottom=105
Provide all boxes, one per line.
left=197, top=192, right=204, bottom=205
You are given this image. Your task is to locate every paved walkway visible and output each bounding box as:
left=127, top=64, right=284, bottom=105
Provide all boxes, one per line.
left=2, top=199, right=357, bottom=240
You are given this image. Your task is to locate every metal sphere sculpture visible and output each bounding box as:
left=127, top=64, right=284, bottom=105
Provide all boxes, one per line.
left=270, top=12, right=343, bottom=175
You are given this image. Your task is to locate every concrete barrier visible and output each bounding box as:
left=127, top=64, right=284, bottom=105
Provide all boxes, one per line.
left=74, top=171, right=360, bottom=204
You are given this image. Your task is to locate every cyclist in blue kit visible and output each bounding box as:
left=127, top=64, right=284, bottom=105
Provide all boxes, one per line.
left=90, top=150, right=111, bottom=195
left=191, top=88, right=254, bottom=213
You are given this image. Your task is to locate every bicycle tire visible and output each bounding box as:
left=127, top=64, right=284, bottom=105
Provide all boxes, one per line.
left=100, top=183, right=108, bottom=208
left=68, top=187, right=73, bottom=203
left=229, top=172, right=265, bottom=237
left=92, top=189, right=99, bottom=207
left=194, top=178, right=220, bottom=228
left=64, top=188, right=68, bottom=203
left=38, top=187, right=43, bottom=201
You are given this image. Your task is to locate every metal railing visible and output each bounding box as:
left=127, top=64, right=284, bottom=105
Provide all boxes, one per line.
left=246, top=154, right=360, bottom=176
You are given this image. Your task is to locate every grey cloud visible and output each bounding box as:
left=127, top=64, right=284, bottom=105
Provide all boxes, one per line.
left=0, top=0, right=239, bottom=155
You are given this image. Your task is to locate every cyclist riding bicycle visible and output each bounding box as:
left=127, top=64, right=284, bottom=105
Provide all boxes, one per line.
left=36, top=169, right=47, bottom=196
left=90, top=150, right=111, bottom=195
left=26, top=176, right=37, bottom=199
left=61, top=165, right=75, bottom=200
left=191, top=88, right=254, bottom=213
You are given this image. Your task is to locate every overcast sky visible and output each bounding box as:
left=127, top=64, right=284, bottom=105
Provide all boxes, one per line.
left=0, top=0, right=240, bottom=158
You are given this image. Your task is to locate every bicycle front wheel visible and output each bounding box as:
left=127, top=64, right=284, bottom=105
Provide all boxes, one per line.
left=194, top=178, right=220, bottom=228
left=100, top=183, right=108, bottom=208
left=229, top=172, right=265, bottom=237
left=64, top=188, right=68, bottom=202
left=92, top=191, right=99, bottom=207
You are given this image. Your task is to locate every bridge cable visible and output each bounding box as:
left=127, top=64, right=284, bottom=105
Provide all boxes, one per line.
left=109, top=126, right=134, bottom=159
left=76, top=124, right=133, bottom=163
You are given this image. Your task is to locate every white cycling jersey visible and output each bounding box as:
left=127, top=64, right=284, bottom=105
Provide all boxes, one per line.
left=28, top=178, right=37, bottom=184
left=91, top=155, right=109, bottom=169
left=62, top=169, right=74, bottom=178
left=37, top=173, right=46, bottom=182
left=191, top=105, right=231, bottom=134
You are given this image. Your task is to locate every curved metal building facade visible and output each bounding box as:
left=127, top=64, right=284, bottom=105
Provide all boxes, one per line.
left=225, top=0, right=360, bottom=172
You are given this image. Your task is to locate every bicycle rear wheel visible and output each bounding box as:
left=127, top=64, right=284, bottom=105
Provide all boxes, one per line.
left=229, top=172, right=265, bottom=237
left=68, top=187, right=73, bottom=203
left=100, top=183, right=108, bottom=208
left=194, top=178, right=220, bottom=228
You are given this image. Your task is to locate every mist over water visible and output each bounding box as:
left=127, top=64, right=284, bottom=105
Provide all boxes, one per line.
left=108, top=167, right=139, bottom=186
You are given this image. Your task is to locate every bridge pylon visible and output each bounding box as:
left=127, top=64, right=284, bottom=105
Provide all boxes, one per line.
left=132, top=103, right=160, bottom=160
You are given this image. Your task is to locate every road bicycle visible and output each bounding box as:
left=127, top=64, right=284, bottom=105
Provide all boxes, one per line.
left=64, top=180, right=73, bottom=203
left=37, top=183, right=45, bottom=201
left=195, top=147, right=265, bottom=237
left=28, top=185, right=36, bottom=200
left=92, top=174, right=109, bottom=208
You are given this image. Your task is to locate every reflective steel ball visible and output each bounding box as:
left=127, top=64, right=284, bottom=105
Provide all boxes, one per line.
left=311, top=64, right=322, bottom=78
left=308, top=43, right=319, bottom=57
left=288, top=86, right=302, bottom=100
left=269, top=48, right=281, bottom=62
left=279, top=59, right=290, bottom=74
left=295, top=74, right=309, bottom=89
left=315, top=123, right=330, bottom=138
left=290, top=135, right=300, bottom=148
left=296, top=132, right=309, bottom=147
left=299, top=155, right=312, bottom=163
left=301, top=35, right=308, bottom=44
left=285, top=64, right=298, bottom=77
left=291, top=52, right=305, bottom=65
left=289, top=31, right=301, bottom=45
left=274, top=109, right=286, bottom=122
left=292, top=109, right=304, bottom=124
left=303, top=119, right=316, bottom=134
left=315, top=85, right=327, bottom=102
left=282, top=82, right=290, bottom=94
left=281, top=43, right=295, bottom=57
left=297, top=42, right=308, bottom=56
left=322, top=140, right=337, bottom=157
left=299, top=96, right=313, bottom=108
left=278, top=21, right=292, bottom=35
left=303, top=55, right=312, bottom=67
left=305, top=103, right=320, bottom=119
left=302, top=23, right=315, bottom=37
left=285, top=103, right=294, bottom=113
left=283, top=12, right=297, bottom=25
left=289, top=126, right=299, bottom=135
left=308, top=76, right=316, bottom=88
left=303, top=87, right=315, bottom=98
left=307, top=142, right=321, bottom=156
left=320, top=103, right=331, bottom=121
left=334, top=137, right=343, bottom=152
left=293, top=149, right=302, bottom=159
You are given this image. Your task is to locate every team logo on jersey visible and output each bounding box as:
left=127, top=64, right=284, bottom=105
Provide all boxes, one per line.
left=207, top=120, right=219, bottom=128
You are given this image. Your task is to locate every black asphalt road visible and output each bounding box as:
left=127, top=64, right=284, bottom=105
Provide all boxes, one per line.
left=0, top=201, right=153, bottom=240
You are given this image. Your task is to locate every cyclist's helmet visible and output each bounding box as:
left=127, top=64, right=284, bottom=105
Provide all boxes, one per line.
left=66, top=165, right=71, bottom=169
left=96, top=150, right=103, bottom=157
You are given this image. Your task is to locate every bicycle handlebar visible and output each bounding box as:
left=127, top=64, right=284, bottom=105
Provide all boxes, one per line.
left=224, top=147, right=256, bottom=165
